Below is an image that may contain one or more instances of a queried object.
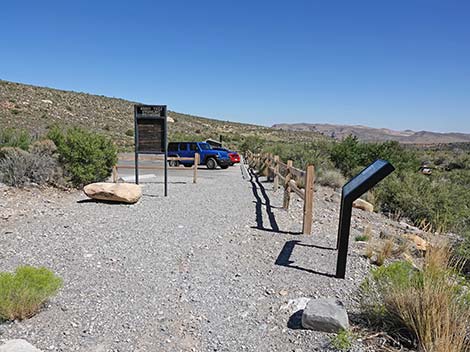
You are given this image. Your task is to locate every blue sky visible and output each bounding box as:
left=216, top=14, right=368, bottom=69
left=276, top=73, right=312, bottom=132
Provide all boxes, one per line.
left=1, top=0, right=469, bottom=133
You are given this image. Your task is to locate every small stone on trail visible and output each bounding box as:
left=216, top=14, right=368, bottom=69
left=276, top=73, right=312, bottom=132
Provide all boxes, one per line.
left=0, top=339, right=43, bottom=352
left=279, top=289, right=288, bottom=296
left=301, top=298, right=349, bottom=333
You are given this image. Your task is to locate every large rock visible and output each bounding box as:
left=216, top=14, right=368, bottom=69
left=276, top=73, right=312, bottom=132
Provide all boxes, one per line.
left=352, top=198, right=374, bottom=212
left=405, top=234, right=428, bottom=251
left=83, top=182, right=142, bottom=204
left=301, top=298, right=349, bottom=333
left=0, top=340, right=42, bottom=352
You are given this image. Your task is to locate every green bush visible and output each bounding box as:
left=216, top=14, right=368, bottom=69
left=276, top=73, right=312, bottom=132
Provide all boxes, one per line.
left=125, top=129, right=134, bottom=137
left=0, top=128, right=32, bottom=150
left=48, top=127, right=117, bottom=186
left=0, top=266, right=62, bottom=321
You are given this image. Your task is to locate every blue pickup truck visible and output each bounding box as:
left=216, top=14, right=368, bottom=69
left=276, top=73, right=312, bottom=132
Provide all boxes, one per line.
left=167, top=142, right=231, bottom=169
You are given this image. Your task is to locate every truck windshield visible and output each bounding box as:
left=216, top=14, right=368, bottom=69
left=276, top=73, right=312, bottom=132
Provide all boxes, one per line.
left=199, top=143, right=211, bottom=150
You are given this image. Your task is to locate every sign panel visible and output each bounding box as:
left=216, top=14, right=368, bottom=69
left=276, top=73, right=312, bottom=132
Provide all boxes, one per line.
left=342, top=159, right=390, bottom=198
left=133, top=104, right=168, bottom=196
left=136, top=118, right=165, bottom=153
left=135, top=105, right=166, bottom=118
left=134, top=105, right=167, bottom=153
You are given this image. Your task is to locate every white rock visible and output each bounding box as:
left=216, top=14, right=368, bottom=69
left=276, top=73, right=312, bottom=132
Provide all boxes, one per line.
left=352, top=198, right=374, bottom=212
left=41, top=99, right=53, bottom=104
left=0, top=339, right=42, bottom=352
left=83, top=182, right=142, bottom=204
left=301, top=298, right=349, bottom=332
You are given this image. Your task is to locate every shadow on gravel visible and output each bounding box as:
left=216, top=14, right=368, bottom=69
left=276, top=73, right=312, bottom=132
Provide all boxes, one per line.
left=275, top=240, right=336, bottom=278
left=77, top=199, right=126, bottom=205
left=287, top=310, right=304, bottom=329
left=249, top=169, right=302, bottom=235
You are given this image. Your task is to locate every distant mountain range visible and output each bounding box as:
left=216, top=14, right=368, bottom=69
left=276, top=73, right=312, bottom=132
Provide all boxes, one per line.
left=272, top=123, right=470, bottom=144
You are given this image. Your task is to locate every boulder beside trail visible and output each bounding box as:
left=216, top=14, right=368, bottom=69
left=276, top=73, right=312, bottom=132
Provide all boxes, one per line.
left=301, top=298, right=349, bottom=333
left=405, top=234, right=428, bottom=251
left=83, top=182, right=142, bottom=204
left=0, top=339, right=42, bottom=352
left=352, top=198, right=374, bottom=212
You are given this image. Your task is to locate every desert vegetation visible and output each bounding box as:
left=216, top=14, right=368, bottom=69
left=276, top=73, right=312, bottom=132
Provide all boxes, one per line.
left=259, top=136, right=470, bottom=259
left=359, top=244, right=470, bottom=351
left=0, top=266, right=62, bottom=321
left=0, top=126, right=117, bottom=187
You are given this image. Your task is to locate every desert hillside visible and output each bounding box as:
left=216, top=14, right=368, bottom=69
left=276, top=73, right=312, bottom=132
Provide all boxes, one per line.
left=272, top=122, right=470, bottom=144
left=0, top=80, right=326, bottom=149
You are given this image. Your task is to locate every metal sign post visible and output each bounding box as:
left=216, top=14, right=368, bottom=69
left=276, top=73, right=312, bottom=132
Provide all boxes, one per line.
left=134, top=104, right=168, bottom=196
left=335, top=159, right=395, bottom=279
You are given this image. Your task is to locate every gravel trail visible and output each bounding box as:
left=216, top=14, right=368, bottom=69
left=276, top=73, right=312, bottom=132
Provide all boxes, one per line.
left=0, top=163, right=399, bottom=351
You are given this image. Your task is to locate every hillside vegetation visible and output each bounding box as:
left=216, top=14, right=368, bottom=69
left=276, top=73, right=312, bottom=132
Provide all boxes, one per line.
left=0, top=80, right=326, bottom=150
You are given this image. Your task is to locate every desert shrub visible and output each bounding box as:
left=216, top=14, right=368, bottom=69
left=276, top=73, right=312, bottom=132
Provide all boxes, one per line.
left=330, top=329, right=354, bottom=351
left=48, top=127, right=117, bottom=187
left=264, top=141, right=334, bottom=171
left=0, top=146, right=63, bottom=187
left=360, top=245, right=470, bottom=351
left=239, top=136, right=265, bottom=154
left=316, top=168, right=346, bottom=189
left=0, top=128, right=32, bottom=150
left=125, top=129, right=134, bottom=137
left=375, top=170, right=470, bottom=234
left=0, top=266, right=62, bottom=321
left=28, top=139, right=57, bottom=156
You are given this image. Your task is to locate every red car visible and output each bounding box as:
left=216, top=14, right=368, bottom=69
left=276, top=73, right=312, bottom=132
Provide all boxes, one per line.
left=213, top=147, right=240, bottom=166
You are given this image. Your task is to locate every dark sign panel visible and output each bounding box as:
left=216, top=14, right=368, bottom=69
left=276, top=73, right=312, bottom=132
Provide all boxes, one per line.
left=136, top=118, right=165, bottom=153
left=133, top=104, right=168, bottom=195
left=135, top=105, right=166, bottom=118
left=134, top=105, right=167, bottom=153
left=342, top=159, right=391, bottom=199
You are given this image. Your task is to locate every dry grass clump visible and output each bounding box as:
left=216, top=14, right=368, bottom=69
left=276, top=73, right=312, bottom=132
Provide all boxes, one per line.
left=355, top=226, right=372, bottom=242
left=360, top=243, right=470, bottom=352
left=316, top=168, right=346, bottom=189
left=364, top=238, right=397, bottom=266
left=0, top=266, right=62, bottom=321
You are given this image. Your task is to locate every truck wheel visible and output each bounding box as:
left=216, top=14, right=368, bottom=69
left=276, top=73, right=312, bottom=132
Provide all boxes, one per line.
left=206, top=158, right=217, bottom=170
left=221, top=165, right=229, bottom=169
left=169, top=160, right=179, bottom=167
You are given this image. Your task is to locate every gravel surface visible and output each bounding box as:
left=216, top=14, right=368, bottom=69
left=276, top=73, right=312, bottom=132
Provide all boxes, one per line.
left=0, top=163, right=409, bottom=351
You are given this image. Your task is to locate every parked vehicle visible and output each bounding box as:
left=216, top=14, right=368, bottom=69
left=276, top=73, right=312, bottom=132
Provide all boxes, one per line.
left=167, top=142, right=231, bottom=169
left=212, top=147, right=240, bottom=165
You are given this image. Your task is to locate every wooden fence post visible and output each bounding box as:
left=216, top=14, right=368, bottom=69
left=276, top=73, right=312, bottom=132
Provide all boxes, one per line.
left=302, top=164, right=315, bottom=235
left=112, top=166, right=118, bottom=183
left=265, top=153, right=272, bottom=179
left=273, top=155, right=279, bottom=191
left=283, top=160, right=293, bottom=209
left=193, top=153, right=199, bottom=183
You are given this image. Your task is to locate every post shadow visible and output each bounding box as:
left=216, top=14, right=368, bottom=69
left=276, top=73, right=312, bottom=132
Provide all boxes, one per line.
left=275, top=240, right=335, bottom=278
left=249, top=169, right=280, bottom=233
